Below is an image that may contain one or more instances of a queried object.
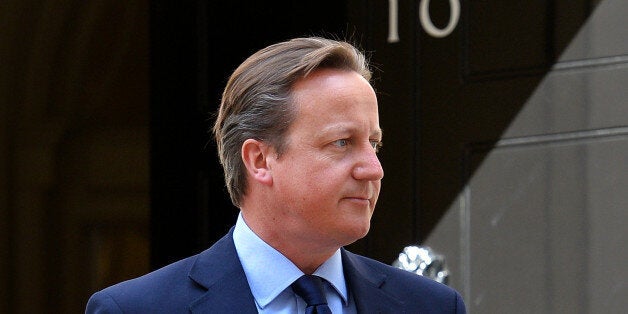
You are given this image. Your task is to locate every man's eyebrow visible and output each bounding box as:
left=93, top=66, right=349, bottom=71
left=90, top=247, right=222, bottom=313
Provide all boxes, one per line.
left=371, top=129, right=383, bottom=139
left=319, top=125, right=383, bottom=138
left=319, top=124, right=355, bottom=135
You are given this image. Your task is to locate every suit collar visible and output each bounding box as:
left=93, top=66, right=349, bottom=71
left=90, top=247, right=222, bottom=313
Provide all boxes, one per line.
left=342, top=249, right=406, bottom=313
left=187, top=228, right=258, bottom=314
left=185, top=229, right=405, bottom=313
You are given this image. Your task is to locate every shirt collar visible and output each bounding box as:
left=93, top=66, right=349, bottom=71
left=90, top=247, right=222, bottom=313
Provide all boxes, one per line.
left=232, top=212, right=349, bottom=309
left=312, top=248, right=349, bottom=305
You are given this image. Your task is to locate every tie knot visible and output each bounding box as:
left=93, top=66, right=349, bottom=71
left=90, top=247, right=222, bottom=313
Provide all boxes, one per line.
left=291, top=275, right=328, bottom=306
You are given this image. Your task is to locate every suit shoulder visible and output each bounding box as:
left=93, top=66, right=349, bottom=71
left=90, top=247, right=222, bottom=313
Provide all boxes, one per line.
left=364, top=254, right=446, bottom=284
left=85, top=231, right=242, bottom=313
left=86, top=254, right=202, bottom=313
left=344, top=250, right=466, bottom=313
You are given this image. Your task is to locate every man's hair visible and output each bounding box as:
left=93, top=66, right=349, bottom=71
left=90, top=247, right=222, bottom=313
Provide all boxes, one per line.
left=213, top=37, right=372, bottom=206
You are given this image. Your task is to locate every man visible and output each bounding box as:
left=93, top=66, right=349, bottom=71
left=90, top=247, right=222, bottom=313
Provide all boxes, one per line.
left=86, top=37, right=466, bottom=313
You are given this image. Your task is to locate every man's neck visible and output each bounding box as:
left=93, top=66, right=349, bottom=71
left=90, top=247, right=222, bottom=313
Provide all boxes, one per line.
left=240, top=210, right=338, bottom=274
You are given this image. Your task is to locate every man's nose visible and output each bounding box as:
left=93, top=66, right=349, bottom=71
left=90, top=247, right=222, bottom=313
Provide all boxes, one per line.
left=352, top=145, right=384, bottom=181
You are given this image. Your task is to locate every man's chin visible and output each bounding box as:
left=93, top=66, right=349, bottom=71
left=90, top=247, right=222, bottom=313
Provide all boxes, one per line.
left=339, top=223, right=371, bottom=247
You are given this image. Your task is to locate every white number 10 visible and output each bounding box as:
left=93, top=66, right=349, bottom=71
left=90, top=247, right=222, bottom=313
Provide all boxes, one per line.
left=388, top=0, right=461, bottom=43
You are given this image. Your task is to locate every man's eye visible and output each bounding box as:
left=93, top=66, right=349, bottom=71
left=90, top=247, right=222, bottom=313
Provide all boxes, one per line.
left=370, top=140, right=382, bottom=152
left=333, top=139, right=349, bottom=147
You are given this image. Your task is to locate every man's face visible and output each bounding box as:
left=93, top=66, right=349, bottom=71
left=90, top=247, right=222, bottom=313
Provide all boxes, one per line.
left=268, top=68, right=383, bottom=251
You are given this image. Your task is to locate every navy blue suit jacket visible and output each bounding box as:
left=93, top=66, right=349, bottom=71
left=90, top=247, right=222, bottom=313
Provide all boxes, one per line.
left=86, top=229, right=465, bottom=313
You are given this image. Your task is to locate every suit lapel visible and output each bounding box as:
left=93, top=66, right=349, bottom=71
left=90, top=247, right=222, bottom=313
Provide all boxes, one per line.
left=187, top=228, right=258, bottom=314
left=342, top=249, right=405, bottom=313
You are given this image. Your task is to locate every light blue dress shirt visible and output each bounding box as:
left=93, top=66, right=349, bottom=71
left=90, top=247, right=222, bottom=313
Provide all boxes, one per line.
left=233, top=213, right=357, bottom=314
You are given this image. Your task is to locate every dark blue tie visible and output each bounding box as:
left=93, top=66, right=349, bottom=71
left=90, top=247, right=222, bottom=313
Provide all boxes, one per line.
left=291, top=275, right=333, bottom=314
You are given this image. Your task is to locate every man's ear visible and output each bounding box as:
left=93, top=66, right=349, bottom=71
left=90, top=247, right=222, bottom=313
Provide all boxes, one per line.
left=241, top=139, right=273, bottom=186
